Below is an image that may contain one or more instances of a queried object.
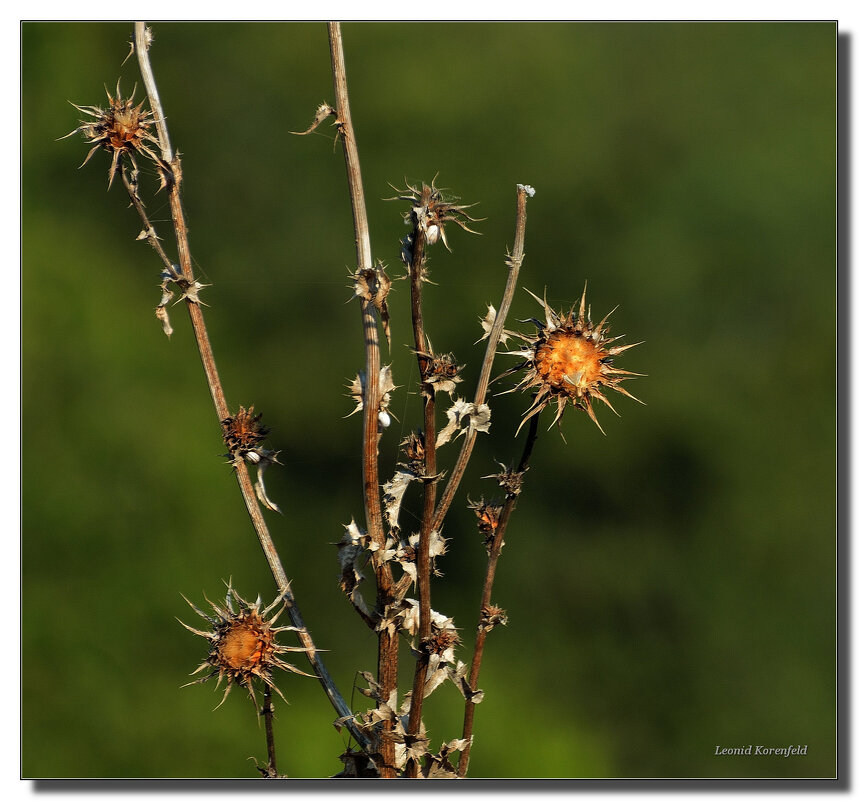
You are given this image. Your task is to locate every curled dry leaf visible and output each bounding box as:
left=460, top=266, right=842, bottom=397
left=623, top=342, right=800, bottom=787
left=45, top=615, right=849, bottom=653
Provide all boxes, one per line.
left=382, top=466, right=421, bottom=534
left=404, top=529, right=448, bottom=578
left=447, top=660, right=484, bottom=705
left=423, top=739, right=470, bottom=779
left=476, top=303, right=515, bottom=346
left=436, top=398, right=491, bottom=448
left=253, top=452, right=283, bottom=514
left=291, top=102, right=337, bottom=136
left=335, top=520, right=374, bottom=621
left=155, top=304, right=173, bottom=338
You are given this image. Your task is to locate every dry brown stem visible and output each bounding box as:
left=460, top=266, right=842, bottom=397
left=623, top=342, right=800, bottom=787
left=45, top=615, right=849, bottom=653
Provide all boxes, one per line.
left=403, top=189, right=437, bottom=776
left=131, top=21, right=369, bottom=753
left=457, top=410, right=540, bottom=777
left=327, top=21, right=398, bottom=777
left=433, top=185, right=532, bottom=531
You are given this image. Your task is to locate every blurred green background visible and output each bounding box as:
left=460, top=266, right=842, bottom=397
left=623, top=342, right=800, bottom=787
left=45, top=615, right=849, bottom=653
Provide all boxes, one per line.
left=22, top=22, right=836, bottom=779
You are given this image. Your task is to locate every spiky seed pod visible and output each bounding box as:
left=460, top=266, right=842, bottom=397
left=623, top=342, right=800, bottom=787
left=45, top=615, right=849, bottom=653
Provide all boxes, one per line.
left=59, top=79, right=163, bottom=188
left=390, top=180, right=482, bottom=261
left=412, top=348, right=464, bottom=398
left=221, top=406, right=283, bottom=513
left=400, top=431, right=426, bottom=466
left=221, top=405, right=271, bottom=460
left=480, top=604, right=508, bottom=632
left=483, top=462, right=525, bottom=498
left=467, top=497, right=504, bottom=550
left=503, top=286, right=644, bottom=435
left=179, top=585, right=312, bottom=711
left=428, top=627, right=461, bottom=656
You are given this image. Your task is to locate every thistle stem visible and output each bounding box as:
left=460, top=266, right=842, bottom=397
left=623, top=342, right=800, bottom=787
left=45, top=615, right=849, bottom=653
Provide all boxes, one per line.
left=263, top=685, right=278, bottom=777
left=404, top=194, right=436, bottom=776
left=432, top=185, right=531, bottom=532
left=327, top=21, right=398, bottom=777
left=457, top=410, right=540, bottom=777
left=132, top=21, right=370, bottom=754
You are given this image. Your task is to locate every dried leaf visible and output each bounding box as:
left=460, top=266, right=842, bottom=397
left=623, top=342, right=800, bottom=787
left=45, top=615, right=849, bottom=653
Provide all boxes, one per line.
left=448, top=661, right=484, bottom=705
left=382, top=466, right=421, bottom=533
left=423, top=665, right=449, bottom=698
left=436, top=398, right=491, bottom=448
left=154, top=304, right=173, bottom=338
left=476, top=303, right=515, bottom=346
left=335, top=520, right=374, bottom=620
left=334, top=748, right=379, bottom=778
left=253, top=454, right=282, bottom=514
left=405, top=529, right=448, bottom=577
left=291, top=102, right=337, bottom=135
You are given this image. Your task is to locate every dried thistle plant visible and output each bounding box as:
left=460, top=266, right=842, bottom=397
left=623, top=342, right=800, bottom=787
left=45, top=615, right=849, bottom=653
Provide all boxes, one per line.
left=59, top=79, right=166, bottom=190
left=62, top=22, right=642, bottom=779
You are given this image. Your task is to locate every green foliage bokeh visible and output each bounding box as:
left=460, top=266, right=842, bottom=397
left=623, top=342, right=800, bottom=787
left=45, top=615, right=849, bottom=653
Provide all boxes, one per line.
left=22, top=21, right=836, bottom=778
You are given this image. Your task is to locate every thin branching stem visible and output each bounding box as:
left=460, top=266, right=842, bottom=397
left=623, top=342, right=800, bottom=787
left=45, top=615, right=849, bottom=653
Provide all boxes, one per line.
left=457, top=410, right=541, bottom=777
left=433, top=185, right=531, bottom=531
left=263, top=685, right=278, bottom=777
left=327, top=21, right=398, bottom=777
left=119, top=168, right=180, bottom=279
left=132, top=21, right=370, bottom=753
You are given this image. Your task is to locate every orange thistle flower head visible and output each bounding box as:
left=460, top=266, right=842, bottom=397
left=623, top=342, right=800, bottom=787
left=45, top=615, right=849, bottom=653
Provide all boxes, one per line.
left=503, top=285, right=644, bottom=435
left=179, top=584, right=312, bottom=710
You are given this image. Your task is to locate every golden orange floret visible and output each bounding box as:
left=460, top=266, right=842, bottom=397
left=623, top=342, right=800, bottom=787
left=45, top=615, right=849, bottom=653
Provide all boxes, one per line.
left=502, top=285, right=644, bottom=435
left=218, top=621, right=269, bottom=670
left=534, top=331, right=604, bottom=394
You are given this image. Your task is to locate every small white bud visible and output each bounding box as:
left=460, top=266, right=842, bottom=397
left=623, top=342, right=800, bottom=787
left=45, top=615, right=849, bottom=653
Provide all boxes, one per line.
left=378, top=410, right=391, bottom=429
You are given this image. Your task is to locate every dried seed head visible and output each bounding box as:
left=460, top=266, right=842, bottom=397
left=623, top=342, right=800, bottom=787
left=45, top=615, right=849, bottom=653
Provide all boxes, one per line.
left=480, top=604, right=508, bottom=632
left=502, top=286, right=644, bottom=435
left=483, top=461, right=526, bottom=498
left=467, top=497, right=504, bottom=550
left=221, top=406, right=282, bottom=511
left=179, top=584, right=311, bottom=710
left=222, top=405, right=270, bottom=459
left=390, top=180, right=481, bottom=261
left=400, top=431, right=426, bottom=466
left=428, top=627, right=461, bottom=656
left=60, top=79, right=163, bottom=188
left=415, top=348, right=464, bottom=397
